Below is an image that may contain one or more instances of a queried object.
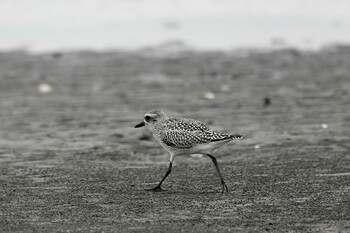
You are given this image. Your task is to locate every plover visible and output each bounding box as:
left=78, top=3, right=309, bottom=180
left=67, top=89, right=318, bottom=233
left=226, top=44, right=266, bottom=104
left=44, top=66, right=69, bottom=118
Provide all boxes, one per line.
left=135, top=109, right=243, bottom=192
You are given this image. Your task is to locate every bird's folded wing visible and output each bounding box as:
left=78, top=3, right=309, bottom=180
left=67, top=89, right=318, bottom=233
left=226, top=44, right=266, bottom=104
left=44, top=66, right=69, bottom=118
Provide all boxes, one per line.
left=163, top=117, right=210, bottom=132
left=162, top=130, right=231, bottom=148
left=162, top=130, right=208, bottom=148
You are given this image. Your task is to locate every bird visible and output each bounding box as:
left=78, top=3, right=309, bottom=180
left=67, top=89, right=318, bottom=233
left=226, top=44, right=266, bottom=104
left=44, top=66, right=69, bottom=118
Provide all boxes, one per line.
left=134, top=109, right=243, bottom=193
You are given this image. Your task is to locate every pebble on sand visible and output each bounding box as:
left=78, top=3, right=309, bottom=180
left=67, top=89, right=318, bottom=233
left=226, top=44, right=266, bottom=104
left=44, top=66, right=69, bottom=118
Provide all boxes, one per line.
left=254, top=145, right=260, bottom=149
left=263, top=97, right=271, bottom=107
left=38, top=83, right=53, bottom=93
left=321, top=123, right=328, bottom=129
left=202, top=92, right=215, bottom=100
left=220, top=84, right=231, bottom=92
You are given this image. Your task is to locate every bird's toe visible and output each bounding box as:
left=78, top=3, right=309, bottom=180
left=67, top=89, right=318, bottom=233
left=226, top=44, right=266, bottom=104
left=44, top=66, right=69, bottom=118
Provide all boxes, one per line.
left=146, top=186, right=165, bottom=192
left=221, top=181, right=229, bottom=193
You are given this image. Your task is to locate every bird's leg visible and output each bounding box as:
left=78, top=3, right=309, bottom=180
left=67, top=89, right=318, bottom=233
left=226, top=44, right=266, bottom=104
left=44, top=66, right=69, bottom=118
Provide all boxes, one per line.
left=206, top=154, right=229, bottom=193
left=148, top=162, right=172, bottom=191
left=147, top=154, right=175, bottom=192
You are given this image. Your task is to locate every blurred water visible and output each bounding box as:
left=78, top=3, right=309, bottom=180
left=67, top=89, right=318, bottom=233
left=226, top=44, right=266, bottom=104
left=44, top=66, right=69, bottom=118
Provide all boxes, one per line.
left=0, top=0, right=349, bottom=52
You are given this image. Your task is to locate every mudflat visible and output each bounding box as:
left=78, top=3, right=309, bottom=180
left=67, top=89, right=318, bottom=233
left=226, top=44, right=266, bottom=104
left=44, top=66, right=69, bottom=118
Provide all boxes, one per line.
left=1, top=47, right=350, bottom=232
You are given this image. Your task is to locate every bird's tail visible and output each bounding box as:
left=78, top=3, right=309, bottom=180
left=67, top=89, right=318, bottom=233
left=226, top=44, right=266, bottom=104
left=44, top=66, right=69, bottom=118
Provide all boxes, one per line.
left=230, top=134, right=244, bottom=140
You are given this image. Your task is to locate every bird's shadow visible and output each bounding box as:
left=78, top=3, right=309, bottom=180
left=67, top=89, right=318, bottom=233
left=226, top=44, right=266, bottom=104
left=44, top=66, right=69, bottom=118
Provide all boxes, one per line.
left=140, top=187, right=231, bottom=195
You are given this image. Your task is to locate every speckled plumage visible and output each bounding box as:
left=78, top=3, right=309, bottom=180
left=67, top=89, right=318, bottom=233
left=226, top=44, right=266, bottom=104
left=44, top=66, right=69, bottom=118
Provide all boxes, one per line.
left=134, top=109, right=243, bottom=192
left=152, top=116, right=243, bottom=154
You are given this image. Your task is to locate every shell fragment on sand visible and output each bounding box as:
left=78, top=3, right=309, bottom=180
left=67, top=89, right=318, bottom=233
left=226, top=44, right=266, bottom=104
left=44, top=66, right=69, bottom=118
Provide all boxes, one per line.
left=38, top=83, right=53, bottom=93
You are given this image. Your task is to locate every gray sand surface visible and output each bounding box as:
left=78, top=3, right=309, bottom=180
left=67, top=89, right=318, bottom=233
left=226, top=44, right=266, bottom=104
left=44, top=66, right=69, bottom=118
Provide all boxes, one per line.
left=1, top=47, right=350, bottom=232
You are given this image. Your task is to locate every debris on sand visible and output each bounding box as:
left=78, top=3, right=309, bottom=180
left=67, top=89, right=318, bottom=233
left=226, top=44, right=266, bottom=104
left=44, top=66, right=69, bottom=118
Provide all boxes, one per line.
left=321, top=123, right=328, bottom=129
left=263, top=97, right=271, bottom=107
left=111, top=133, right=124, bottom=139
left=51, top=52, right=62, bottom=59
left=38, top=83, right=53, bottom=93
left=139, top=133, right=152, bottom=141
left=220, top=84, right=231, bottom=92
left=202, top=91, right=215, bottom=100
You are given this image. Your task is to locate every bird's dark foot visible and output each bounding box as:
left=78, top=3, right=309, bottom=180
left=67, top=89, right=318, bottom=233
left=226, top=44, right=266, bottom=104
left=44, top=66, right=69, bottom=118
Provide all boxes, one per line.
left=145, top=186, right=164, bottom=192
left=221, top=181, right=229, bottom=193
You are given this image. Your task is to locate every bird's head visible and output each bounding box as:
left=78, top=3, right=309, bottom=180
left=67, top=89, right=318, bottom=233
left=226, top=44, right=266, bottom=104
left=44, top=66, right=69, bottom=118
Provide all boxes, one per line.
left=134, top=109, right=168, bottom=129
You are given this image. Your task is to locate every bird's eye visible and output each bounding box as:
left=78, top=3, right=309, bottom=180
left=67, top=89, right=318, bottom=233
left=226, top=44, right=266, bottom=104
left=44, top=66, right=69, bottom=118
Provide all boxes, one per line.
left=144, top=116, right=151, bottom=122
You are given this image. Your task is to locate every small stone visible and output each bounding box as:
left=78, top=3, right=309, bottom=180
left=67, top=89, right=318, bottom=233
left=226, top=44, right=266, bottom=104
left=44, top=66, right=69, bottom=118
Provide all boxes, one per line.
left=51, top=52, right=62, bottom=59
left=202, top=92, right=215, bottom=100
left=112, top=133, right=124, bottom=138
left=263, top=97, right=271, bottom=107
left=220, top=84, right=231, bottom=92
left=139, top=134, right=152, bottom=141
left=38, top=83, right=53, bottom=93
left=321, top=123, right=328, bottom=129
left=254, top=145, right=260, bottom=149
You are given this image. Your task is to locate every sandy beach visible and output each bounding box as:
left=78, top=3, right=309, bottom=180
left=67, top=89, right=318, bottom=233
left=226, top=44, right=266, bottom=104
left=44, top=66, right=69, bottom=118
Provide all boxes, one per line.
left=1, top=46, right=350, bottom=232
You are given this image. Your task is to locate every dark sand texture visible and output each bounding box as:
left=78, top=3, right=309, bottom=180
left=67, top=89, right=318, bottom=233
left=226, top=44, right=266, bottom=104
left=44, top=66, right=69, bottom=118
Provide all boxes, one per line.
left=1, top=47, right=350, bottom=232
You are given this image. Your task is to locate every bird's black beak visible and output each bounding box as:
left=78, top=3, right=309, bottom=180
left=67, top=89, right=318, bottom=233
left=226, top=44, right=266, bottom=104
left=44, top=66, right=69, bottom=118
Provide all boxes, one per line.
left=134, top=121, right=145, bottom=128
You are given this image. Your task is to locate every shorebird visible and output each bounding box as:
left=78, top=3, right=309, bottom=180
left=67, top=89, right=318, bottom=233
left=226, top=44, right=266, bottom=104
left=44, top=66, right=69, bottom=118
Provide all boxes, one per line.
left=134, top=110, right=243, bottom=192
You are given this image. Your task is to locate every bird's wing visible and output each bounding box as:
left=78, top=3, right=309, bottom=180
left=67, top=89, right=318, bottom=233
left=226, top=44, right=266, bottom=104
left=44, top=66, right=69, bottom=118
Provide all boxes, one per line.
left=162, top=117, right=211, bottom=132
left=161, top=130, right=232, bottom=149
left=208, top=131, right=234, bottom=141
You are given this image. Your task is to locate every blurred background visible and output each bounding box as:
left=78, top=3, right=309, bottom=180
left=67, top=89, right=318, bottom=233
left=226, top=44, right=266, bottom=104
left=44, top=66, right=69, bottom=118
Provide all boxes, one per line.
left=1, top=0, right=350, bottom=52
left=0, top=0, right=349, bottom=162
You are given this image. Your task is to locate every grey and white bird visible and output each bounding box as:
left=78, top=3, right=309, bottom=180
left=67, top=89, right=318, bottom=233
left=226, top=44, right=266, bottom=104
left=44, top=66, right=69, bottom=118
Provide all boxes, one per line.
left=134, top=109, right=243, bottom=192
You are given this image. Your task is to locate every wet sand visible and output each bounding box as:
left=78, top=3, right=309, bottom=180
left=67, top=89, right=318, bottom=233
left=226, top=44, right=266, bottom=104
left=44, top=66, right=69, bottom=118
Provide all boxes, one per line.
left=1, top=46, right=350, bottom=232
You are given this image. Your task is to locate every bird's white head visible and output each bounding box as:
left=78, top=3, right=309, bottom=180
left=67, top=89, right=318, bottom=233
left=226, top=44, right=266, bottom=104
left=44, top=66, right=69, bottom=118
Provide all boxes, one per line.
left=134, top=109, right=168, bottom=129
